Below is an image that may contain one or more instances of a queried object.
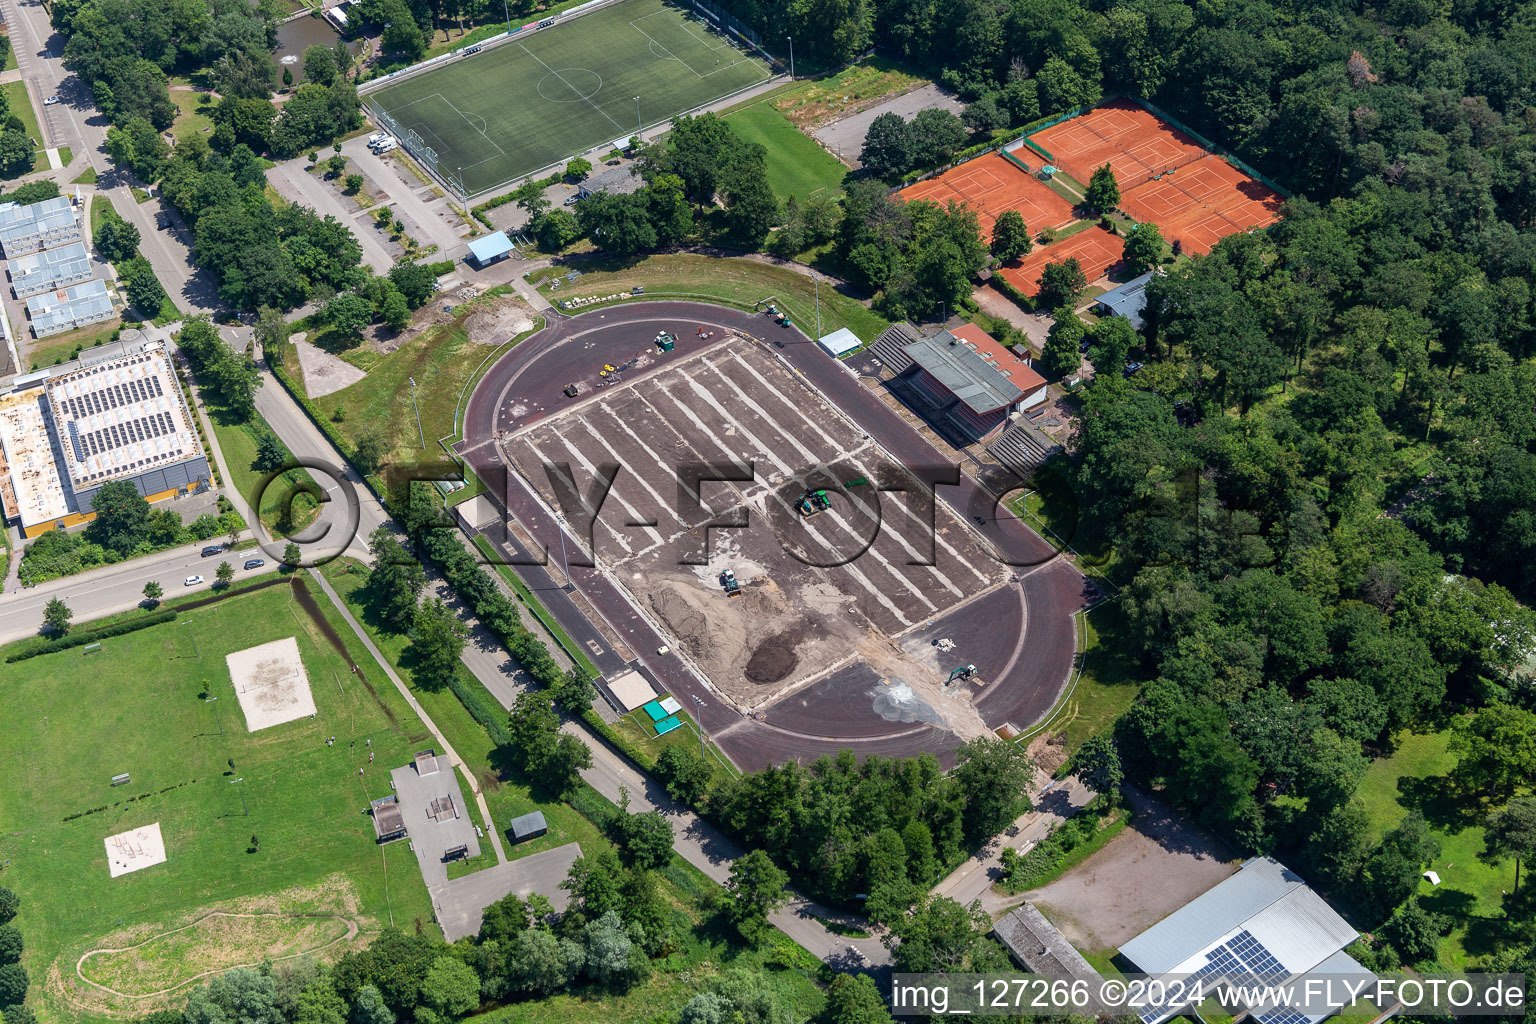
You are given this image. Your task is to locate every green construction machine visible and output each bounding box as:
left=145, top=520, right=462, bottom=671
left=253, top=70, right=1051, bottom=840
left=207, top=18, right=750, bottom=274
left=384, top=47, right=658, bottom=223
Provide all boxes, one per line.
left=797, top=489, right=832, bottom=517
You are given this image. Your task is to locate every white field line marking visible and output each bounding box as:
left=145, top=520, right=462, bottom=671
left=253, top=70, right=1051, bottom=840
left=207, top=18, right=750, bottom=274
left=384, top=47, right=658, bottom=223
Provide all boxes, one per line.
left=439, top=93, right=507, bottom=159
left=728, top=349, right=989, bottom=587
left=536, top=430, right=639, bottom=554
left=516, top=41, right=627, bottom=134
left=628, top=12, right=768, bottom=81
left=571, top=408, right=682, bottom=540
left=670, top=371, right=928, bottom=622
left=703, top=355, right=962, bottom=597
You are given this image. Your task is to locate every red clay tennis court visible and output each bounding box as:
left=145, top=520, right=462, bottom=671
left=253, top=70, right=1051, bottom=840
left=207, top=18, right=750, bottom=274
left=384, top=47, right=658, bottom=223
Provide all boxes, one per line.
left=1029, top=99, right=1208, bottom=188
left=899, top=152, right=1076, bottom=242
left=1120, top=155, right=1283, bottom=255
left=998, top=225, right=1125, bottom=299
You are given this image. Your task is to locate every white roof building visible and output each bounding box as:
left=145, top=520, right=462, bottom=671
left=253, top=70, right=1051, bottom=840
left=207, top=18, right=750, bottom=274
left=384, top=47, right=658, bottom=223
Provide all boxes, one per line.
left=0, top=341, right=211, bottom=534
left=1119, top=857, right=1385, bottom=1024
left=0, top=386, right=69, bottom=529
left=10, top=241, right=95, bottom=298
left=27, top=279, right=115, bottom=338
left=0, top=194, right=82, bottom=256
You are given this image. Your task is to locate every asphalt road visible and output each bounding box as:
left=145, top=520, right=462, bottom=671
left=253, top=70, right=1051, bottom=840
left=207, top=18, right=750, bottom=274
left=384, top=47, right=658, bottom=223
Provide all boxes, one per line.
left=0, top=540, right=278, bottom=642
left=456, top=301, right=1085, bottom=770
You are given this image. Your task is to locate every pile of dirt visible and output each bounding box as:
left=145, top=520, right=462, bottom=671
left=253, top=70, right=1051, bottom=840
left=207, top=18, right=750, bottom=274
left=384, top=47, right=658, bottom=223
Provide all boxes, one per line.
left=744, top=623, right=810, bottom=684
left=648, top=583, right=728, bottom=661
left=1027, top=730, right=1070, bottom=775
left=465, top=294, right=537, bottom=345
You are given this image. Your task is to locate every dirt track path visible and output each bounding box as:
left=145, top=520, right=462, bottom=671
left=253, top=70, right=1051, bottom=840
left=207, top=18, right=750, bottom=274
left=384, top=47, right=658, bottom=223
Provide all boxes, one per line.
left=74, top=912, right=361, bottom=1000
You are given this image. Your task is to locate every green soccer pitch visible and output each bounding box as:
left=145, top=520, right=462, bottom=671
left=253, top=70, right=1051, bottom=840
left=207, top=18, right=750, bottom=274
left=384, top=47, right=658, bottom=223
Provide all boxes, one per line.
left=368, top=0, right=775, bottom=197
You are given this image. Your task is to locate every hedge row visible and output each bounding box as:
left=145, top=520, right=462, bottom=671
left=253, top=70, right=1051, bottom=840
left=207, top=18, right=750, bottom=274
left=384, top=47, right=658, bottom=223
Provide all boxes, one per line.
left=445, top=669, right=511, bottom=748
left=999, top=805, right=1129, bottom=892
left=991, top=271, right=1036, bottom=312
left=8, top=610, right=177, bottom=663
left=418, top=527, right=660, bottom=772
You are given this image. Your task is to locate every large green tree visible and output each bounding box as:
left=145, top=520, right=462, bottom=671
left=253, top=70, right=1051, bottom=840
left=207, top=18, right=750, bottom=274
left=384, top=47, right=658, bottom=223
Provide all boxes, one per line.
left=406, top=598, right=467, bottom=691
left=990, top=209, right=1032, bottom=262
left=953, top=737, right=1035, bottom=844
left=724, top=849, right=789, bottom=946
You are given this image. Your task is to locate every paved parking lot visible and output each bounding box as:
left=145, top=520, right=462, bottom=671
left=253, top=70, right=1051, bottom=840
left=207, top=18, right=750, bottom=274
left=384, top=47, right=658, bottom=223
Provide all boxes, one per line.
left=812, top=84, right=965, bottom=167
left=435, top=843, right=581, bottom=941
left=504, top=338, right=1006, bottom=711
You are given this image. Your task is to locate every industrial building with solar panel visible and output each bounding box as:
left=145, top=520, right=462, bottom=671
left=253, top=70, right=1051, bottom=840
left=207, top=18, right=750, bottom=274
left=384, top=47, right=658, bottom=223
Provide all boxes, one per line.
left=0, top=339, right=210, bottom=537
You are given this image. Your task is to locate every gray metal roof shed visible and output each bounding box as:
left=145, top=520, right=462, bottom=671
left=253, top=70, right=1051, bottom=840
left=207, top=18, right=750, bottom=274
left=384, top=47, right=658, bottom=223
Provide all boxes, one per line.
left=1093, top=271, right=1153, bottom=329
left=466, top=231, right=514, bottom=265
left=10, top=242, right=93, bottom=297
left=902, top=330, right=1024, bottom=415
left=1118, top=857, right=1356, bottom=976
left=510, top=811, right=548, bottom=841
left=578, top=165, right=644, bottom=198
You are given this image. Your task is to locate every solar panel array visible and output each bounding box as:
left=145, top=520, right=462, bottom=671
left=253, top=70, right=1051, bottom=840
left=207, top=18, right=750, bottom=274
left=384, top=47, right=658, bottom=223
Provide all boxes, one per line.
left=1137, top=929, right=1293, bottom=1024
left=1256, top=1008, right=1312, bottom=1024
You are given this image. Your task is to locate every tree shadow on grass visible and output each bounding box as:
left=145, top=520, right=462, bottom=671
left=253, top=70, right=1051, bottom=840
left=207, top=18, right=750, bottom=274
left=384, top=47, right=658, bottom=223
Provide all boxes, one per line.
left=1398, top=773, right=1484, bottom=832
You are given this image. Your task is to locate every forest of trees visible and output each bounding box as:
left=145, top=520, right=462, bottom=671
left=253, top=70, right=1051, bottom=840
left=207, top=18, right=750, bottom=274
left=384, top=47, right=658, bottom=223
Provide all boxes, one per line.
left=52, top=0, right=361, bottom=148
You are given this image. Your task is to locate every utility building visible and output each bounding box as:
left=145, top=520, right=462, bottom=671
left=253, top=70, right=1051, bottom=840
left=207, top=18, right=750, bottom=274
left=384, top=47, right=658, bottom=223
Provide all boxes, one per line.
left=27, top=279, right=115, bottom=338
left=0, top=194, right=83, bottom=256
left=10, top=241, right=94, bottom=298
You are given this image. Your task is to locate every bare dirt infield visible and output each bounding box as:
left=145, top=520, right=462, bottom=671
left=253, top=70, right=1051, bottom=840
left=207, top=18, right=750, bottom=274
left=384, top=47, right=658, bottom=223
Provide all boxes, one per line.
left=227, top=636, right=316, bottom=731
left=900, top=152, right=1077, bottom=241
left=998, top=225, right=1126, bottom=299
left=1026, top=788, right=1239, bottom=954
left=501, top=336, right=1009, bottom=727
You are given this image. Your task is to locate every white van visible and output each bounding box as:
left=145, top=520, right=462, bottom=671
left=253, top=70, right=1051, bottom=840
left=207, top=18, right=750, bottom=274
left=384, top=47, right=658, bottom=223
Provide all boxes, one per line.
left=372, top=138, right=397, bottom=154
left=367, top=130, right=389, bottom=145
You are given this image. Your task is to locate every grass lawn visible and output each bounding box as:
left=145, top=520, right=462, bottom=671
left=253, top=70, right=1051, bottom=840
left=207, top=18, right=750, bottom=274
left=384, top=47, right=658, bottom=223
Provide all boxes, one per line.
left=317, top=558, right=828, bottom=1023
left=372, top=0, right=771, bottom=195
left=320, top=559, right=614, bottom=862
left=609, top=705, right=738, bottom=784
left=286, top=302, right=540, bottom=476
left=768, top=56, right=928, bottom=129
left=169, top=88, right=216, bottom=146
left=723, top=102, right=846, bottom=202
left=73, top=165, right=99, bottom=184
left=1056, top=603, right=1143, bottom=751
left=3, top=30, right=17, bottom=72
left=2, top=79, right=41, bottom=149
left=204, top=401, right=323, bottom=537
left=24, top=320, right=122, bottom=370
left=533, top=253, right=890, bottom=341
left=1356, top=726, right=1518, bottom=965
left=0, top=580, right=438, bottom=1020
